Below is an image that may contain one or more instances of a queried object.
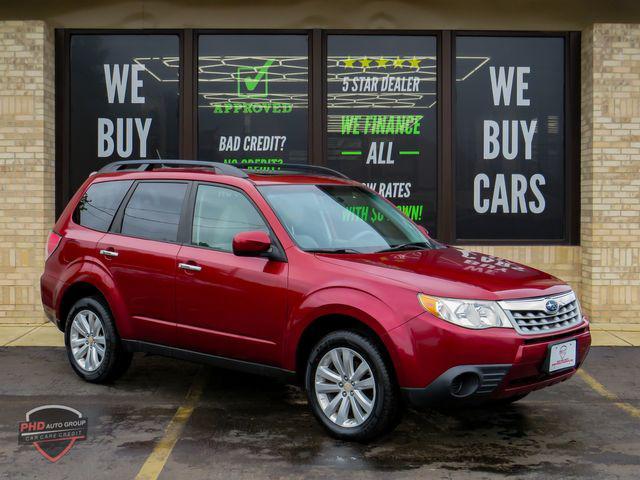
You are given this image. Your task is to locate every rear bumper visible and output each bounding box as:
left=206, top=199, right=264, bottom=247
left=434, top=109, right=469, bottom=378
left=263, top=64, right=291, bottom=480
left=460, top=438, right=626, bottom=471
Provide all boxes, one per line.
left=40, top=273, right=62, bottom=329
left=392, top=313, right=591, bottom=408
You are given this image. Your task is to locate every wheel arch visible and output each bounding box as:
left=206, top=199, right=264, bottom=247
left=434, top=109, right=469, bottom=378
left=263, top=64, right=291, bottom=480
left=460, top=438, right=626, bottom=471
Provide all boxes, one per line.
left=294, top=313, right=400, bottom=386
left=56, top=269, right=131, bottom=338
left=58, top=282, right=109, bottom=332
left=285, top=286, right=405, bottom=376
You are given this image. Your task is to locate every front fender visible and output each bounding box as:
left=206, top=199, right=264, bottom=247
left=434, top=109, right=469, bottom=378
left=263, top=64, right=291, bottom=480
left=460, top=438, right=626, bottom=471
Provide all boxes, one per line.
left=282, top=286, right=405, bottom=373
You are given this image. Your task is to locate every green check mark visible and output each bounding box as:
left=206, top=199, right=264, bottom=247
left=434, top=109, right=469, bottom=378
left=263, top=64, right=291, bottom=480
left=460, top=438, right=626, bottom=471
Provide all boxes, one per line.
left=238, top=59, right=274, bottom=97
left=244, top=59, right=274, bottom=91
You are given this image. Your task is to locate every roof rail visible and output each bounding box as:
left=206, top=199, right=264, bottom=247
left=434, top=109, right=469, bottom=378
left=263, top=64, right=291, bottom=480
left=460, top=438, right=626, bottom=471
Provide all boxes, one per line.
left=97, top=160, right=249, bottom=178
left=237, top=163, right=350, bottom=180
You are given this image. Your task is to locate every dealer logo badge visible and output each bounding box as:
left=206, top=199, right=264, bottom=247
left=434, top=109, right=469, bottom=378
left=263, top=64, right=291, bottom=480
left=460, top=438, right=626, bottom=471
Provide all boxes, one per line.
left=18, top=405, right=88, bottom=462
left=559, top=344, right=568, bottom=359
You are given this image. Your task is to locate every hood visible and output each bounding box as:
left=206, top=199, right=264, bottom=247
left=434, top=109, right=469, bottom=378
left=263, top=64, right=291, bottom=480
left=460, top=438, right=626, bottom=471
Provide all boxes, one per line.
left=315, top=246, right=570, bottom=301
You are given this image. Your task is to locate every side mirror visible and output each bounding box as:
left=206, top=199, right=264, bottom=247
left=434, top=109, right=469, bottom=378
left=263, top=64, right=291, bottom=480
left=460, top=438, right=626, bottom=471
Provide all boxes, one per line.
left=232, top=231, right=272, bottom=257
left=417, top=225, right=430, bottom=237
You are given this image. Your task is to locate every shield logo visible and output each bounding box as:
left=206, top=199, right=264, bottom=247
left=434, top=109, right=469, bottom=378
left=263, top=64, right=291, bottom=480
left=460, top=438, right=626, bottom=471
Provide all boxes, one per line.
left=559, top=345, right=568, bottom=359
left=18, top=405, right=88, bottom=463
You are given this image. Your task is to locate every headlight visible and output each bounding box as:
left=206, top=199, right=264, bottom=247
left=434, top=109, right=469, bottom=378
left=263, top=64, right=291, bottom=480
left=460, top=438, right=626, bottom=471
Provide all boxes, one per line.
left=418, top=294, right=513, bottom=329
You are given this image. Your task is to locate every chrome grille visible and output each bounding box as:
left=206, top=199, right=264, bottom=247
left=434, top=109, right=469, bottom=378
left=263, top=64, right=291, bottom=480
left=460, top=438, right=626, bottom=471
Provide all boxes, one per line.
left=499, top=291, right=583, bottom=335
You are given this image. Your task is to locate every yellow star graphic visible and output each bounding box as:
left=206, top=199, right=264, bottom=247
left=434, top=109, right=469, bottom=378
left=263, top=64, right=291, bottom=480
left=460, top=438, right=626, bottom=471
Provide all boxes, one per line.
left=392, top=56, right=404, bottom=68
left=343, top=57, right=355, bottom=68
left=375, top=57, right=388, bottom=68
left=408, top=56, right=421, bottom=68
left=360, top=57, right=372, bottom=68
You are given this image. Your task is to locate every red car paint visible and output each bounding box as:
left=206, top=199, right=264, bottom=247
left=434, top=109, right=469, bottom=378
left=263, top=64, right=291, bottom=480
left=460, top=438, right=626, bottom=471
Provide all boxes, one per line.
left=41, top=168, right=591, bottom=402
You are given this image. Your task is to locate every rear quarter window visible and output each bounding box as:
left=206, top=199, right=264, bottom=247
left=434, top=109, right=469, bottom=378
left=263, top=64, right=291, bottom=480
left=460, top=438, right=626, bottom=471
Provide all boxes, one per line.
left=74, top=180, right=133, bottom=232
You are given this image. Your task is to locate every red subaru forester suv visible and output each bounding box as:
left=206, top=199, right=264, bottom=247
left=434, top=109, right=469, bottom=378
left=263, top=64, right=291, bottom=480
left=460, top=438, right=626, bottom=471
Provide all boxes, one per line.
left=41, top=160, right=591, bottom=441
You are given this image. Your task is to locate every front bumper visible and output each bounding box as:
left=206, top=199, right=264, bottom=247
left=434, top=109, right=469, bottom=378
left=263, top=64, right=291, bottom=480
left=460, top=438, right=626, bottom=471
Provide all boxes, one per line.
left=389, top=312, right=591, bottom=407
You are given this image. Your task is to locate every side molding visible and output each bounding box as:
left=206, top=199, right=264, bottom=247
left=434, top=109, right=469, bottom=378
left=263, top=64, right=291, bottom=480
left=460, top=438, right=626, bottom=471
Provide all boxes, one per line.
left=122, top=340, right=297, bottom=382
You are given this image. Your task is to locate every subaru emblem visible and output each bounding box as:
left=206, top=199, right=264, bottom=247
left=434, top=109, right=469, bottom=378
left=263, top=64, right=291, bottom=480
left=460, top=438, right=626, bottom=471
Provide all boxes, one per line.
left=545, top=300, right=559, bottom=313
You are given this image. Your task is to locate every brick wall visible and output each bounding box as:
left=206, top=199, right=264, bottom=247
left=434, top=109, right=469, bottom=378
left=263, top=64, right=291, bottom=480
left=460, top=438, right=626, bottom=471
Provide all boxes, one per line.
left=580, top=24, right=640, bottom=323
left=0, top=21, right=55, bottom=324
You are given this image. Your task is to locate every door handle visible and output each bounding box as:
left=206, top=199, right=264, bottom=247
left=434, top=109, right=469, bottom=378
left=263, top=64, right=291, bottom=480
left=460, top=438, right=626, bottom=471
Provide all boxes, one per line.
left=178, top=262, right=202, bottom=272
left=99, top=249, right=119, bottom=258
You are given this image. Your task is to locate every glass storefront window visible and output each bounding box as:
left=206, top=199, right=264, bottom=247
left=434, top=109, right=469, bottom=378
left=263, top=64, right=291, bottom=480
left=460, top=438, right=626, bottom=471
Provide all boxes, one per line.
left=197, top=34, right=309, bottom=166
left=60, top=30, right=577, bottom=244
left=69, top=35, right=180, bottom=196
left=326, top=35, right=438, bottom=235
left=455, top=36, right=565, bottom=240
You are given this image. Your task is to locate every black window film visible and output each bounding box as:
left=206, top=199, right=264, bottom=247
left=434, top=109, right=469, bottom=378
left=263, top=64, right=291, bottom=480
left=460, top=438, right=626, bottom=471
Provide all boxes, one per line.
left=197, top=35, right=309, bottom=167
left=455, top=36, right=565, bottom=240
left=192, top=185, right=268, bottom=252
left=69, top=35, right=180, bottom=199
left=75, top=180, right=133, bottom=231
left=121, top=182, right=188, bottom=242
left=326, top=35, right=438, bottom=235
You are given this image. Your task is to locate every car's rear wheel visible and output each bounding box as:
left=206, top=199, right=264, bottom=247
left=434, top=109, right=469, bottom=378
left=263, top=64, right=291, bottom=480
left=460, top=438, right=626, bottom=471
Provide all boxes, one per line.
left=305, top=330, right=401, bottom=441
left=64, top=296, right=132, bottom=383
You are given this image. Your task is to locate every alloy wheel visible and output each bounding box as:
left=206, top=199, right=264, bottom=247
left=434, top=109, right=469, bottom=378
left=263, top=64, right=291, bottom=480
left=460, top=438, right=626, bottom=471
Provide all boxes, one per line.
left=314, top=347, right=376, bottom=428
left=69, top=309, right=106, bottom=372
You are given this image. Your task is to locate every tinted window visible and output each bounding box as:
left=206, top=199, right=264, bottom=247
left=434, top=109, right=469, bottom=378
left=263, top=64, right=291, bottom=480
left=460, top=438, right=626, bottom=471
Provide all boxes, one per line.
left=192, top=185, right=268, bottom=252
left=121, top=182, right=187, bottom=242
left=75, top=180, right=133, bottom=231
left=455, top=36, right=565, bottom=240
left=197, top=35, right=309, bottom=166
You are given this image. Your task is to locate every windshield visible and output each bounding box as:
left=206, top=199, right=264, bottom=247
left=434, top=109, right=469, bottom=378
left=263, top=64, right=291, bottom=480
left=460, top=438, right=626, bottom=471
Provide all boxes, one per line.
left=259, top=184, right=438, bottom=253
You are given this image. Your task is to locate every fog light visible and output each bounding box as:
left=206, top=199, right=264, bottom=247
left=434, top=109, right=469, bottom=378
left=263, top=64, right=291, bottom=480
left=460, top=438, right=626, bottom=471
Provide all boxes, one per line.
left=450, top=372, right=480, bottom=398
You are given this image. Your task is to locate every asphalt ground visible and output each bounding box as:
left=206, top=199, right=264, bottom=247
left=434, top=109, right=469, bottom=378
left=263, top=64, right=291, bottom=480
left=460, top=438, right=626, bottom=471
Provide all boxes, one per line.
left=0, top=346, right=638, bottom=479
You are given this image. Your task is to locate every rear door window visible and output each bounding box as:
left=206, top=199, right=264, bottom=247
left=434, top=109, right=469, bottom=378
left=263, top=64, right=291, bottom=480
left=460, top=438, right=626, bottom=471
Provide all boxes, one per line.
left=121, top=182, right=188, bottom=242
left=74, top=180, right=133, bottom=232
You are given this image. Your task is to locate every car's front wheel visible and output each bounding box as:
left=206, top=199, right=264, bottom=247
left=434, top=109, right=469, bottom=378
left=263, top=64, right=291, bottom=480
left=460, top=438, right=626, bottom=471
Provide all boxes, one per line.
left=305, top=330, right=401, bottom=441
left=64, top=296, right=132, bottom=383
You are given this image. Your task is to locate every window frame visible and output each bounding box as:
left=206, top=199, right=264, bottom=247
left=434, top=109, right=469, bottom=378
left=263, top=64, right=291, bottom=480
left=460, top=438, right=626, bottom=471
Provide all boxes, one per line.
left=56, top=28, right=580, bottom=246
left=449, top=30, right=581, bottom=245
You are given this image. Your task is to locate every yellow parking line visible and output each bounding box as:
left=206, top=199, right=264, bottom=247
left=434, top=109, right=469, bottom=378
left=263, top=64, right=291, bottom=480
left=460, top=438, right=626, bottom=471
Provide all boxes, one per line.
left=135, top=368, right=208, bottom=480
left=577, top=369, right=640, bottom=419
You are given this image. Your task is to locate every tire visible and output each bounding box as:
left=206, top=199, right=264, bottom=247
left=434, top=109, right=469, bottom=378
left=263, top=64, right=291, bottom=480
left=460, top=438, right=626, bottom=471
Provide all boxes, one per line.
left=64, top=296, right=132, bottom=383
left=305, top=330, right=401, bottom=442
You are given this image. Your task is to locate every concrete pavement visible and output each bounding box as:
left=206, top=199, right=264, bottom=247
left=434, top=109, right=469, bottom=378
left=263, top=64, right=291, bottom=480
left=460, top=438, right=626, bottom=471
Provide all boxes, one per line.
left=0, top=346, right=638, bottom=479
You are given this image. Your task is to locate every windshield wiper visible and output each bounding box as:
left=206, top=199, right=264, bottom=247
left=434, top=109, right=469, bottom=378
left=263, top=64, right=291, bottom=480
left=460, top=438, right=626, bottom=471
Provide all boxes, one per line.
left=307, top=248, right=362, bottom=254
left=375, top=241, right=431, bottom=253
